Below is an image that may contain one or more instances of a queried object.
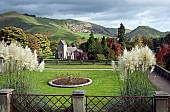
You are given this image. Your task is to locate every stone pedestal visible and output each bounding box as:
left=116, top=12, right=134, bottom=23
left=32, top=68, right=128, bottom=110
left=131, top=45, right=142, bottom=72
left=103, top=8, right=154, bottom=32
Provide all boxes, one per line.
left=72, top=90, right=86, bottom=112
left=0, top=89, right=14, bottom=112
left=155, top=91, right=169, bottom=112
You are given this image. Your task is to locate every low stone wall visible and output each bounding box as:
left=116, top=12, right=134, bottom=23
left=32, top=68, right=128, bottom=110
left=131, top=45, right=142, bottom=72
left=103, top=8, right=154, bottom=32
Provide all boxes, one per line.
left=155, top=64, right=170, bottom=80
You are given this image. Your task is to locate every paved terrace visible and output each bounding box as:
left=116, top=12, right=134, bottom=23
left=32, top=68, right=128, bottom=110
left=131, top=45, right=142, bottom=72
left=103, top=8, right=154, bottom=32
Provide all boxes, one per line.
left=149, top=71, right=170, bottom=94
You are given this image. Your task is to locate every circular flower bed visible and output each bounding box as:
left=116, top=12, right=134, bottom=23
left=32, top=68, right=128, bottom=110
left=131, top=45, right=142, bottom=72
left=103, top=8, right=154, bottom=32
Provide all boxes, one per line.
left=48, top=76, right=92, bottom=88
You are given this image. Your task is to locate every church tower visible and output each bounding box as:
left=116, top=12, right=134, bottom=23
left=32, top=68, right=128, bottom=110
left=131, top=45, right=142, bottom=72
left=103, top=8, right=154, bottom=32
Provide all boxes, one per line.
left=57, top=40, right=67, bottom=59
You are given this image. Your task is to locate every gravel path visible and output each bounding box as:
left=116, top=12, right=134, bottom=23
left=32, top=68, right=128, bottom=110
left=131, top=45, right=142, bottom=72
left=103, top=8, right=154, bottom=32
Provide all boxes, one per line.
left=45, top=68, right=113, bottom=70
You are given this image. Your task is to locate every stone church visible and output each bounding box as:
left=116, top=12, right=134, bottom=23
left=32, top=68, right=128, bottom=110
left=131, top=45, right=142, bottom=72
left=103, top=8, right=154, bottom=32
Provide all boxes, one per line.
left=56, top=40, right=83, bottom=60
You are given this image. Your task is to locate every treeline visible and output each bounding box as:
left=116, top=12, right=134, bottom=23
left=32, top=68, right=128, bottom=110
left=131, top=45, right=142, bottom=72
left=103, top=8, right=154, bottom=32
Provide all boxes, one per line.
left=0, top=26, right=51, bottom=57
left=1, top=25, right=170, bottom=66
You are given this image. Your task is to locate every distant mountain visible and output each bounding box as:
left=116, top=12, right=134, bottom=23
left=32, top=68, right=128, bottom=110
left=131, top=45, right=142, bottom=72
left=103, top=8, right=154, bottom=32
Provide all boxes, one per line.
left=0, top=11, right=168, bottom=41
left=126, top=26, right=168, bottom=38
left=0, top=11, right=115, bottom=41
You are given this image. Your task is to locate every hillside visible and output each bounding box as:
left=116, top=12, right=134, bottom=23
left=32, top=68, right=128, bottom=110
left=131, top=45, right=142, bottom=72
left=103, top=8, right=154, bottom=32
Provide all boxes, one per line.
left=0, top=11, right=115, bottom=41
left=126, top=26, right=167, bottom=38
left=106, top=28, right=132, bottom=37
left=0, top=11, right=168, bottom=41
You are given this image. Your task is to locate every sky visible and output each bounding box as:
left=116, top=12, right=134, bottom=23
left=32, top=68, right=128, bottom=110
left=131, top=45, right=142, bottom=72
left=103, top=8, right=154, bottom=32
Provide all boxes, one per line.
left=0, top=0, right=170, bottom=32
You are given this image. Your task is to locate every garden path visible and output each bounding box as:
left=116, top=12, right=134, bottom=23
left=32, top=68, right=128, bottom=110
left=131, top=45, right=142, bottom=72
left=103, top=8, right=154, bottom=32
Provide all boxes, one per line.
left=149, top=72, right=170, bottom=95
left=45, top=68, right=113, bottom=70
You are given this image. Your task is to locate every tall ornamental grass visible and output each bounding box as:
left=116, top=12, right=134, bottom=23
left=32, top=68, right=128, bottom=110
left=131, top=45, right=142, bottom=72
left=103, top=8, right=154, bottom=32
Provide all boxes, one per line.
left=112, top=46, right=156, bottom=96
left=0, top=41, right=44, bottom=93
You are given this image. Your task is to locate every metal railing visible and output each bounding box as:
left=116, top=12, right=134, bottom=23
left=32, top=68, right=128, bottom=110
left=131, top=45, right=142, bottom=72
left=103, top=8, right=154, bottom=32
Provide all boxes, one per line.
left=10, top=94, right=73, bottom=112
left=44, top=59, right=112, bottom=65
left=85, top=96, right=154, bottom=112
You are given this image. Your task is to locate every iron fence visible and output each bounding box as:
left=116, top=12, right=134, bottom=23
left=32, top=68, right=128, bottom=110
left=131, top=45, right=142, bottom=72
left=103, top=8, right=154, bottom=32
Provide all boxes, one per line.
left=10, top=94, right=73, bottom=112
left=86, top=96, right=154, bottom=112
left=44, top=59, right=112, bottom=65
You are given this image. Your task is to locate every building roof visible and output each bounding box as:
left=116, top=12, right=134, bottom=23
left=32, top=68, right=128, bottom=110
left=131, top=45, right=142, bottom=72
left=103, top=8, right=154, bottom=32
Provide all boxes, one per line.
left=75, top=49, right=83, bottom=53
left=67, top=47, right=77, bottom=53
left=60, top=40, right=67, bottom=45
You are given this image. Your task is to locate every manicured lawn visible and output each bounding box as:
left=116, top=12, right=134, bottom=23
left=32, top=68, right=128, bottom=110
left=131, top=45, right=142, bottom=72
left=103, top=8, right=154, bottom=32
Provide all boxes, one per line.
left=45, top=65, right=112, bottom=69
left=31, top=70, right=120, bottom=95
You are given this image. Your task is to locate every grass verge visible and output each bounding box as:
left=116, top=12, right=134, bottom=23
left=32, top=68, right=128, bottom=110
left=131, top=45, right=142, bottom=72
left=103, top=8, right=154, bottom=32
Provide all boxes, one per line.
left=31, top=70, right=120, bottom=95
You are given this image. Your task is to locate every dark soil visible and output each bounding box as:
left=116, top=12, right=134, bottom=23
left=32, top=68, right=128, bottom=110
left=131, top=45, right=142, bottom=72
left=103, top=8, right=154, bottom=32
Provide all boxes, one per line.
left=52, top=76, right=89, bottom=85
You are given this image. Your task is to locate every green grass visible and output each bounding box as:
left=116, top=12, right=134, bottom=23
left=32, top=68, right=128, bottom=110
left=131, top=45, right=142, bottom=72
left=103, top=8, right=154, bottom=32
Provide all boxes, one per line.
left=45, top=65, right=112, bottom=69
left=31, top=70, right=120, bottom=95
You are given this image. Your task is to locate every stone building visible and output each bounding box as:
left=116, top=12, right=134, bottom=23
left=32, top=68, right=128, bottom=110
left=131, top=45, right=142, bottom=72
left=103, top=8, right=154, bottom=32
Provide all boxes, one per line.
left=56, top=40, right=83, bottom=60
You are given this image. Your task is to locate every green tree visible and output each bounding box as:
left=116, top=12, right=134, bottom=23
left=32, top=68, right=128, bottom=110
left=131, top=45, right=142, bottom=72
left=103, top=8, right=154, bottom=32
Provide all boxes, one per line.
left=87, top=32, right=96, bottom=59
left=94, top=38, right=103, bottom=59
left=34, top=34, right=52, bottom=57
left=118, top=23, right=126, bottom=49
left=107, top=48, right=116, bottom=60
left=0, top=26, right=28, bottom=46
left=101, top=36, right=108, bottom=57
left=134, top=34, right=143, bottom=47
left=96, top=54, right=105, bottom=60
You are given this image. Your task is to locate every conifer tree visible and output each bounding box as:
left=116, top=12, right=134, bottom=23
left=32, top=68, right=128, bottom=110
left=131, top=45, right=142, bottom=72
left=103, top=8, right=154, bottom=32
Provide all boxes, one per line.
left=101, top=36, right=108, bottom=57
left=87, top=32, right=96, bottom=59
left=118, top=23, right=126, bottom=49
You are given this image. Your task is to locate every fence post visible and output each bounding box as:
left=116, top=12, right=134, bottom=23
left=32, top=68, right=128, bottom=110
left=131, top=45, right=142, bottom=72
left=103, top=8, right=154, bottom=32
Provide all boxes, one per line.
left=106, top=60, right=108, bottom=65
left=0, top=89, right=14, bottom=112
left=72, top=90, right=86, bottom=112
left=80, top=60, right=83, bottom=65
left=56, top=60, right=59, bottom=65
left=154, top=91, right=169, bottom=112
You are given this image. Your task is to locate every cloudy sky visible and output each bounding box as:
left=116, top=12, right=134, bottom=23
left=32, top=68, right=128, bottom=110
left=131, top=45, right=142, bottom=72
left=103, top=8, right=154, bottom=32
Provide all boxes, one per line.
left=0, top=0, right=170, bottom=32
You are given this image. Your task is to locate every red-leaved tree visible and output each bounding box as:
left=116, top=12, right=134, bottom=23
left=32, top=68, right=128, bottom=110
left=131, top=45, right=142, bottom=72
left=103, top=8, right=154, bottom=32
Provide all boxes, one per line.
left=106, top=37, right=113, bottom=48
left=156, top=44, right=170, bottom=62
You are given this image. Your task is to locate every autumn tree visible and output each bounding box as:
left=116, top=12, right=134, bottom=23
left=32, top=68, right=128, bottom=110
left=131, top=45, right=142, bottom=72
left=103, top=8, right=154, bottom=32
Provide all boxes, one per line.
left=34, top=34, right=52, bottom=57
left=142, top=36, right=154, bottom=49
left=27, top=34, right=40, bottom=55
left=112, top=40, right=122, bottom=58
left=118, top=23, right=126, bottom=49
left=50, top=40, right=59, bottom=56
left=156, top=44, right=170, bottom=61
left=106, top=37, right=113, bottom=48
left=134, top=34, right=143, bottom=47
left=0, top=26, right=28, bottom=46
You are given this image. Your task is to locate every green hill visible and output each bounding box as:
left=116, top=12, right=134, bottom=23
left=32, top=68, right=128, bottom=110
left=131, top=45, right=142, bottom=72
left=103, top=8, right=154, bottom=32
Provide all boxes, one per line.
left=126, top=26, right=167, bottom=38
left=0, top=11, right=168, bottom=41
left=0, top=11, right=115, bottom=41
